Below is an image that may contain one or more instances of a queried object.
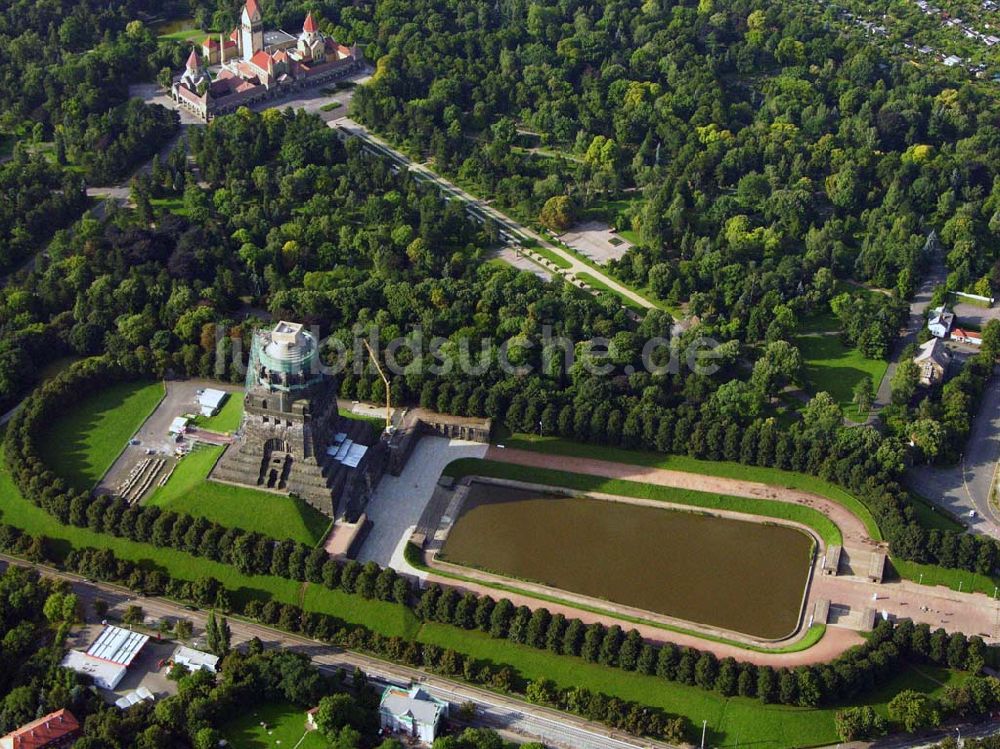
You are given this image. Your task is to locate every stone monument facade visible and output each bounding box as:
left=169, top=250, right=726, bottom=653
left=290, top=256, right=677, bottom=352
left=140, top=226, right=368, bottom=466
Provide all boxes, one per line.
left=211, top=321, right=383, bottom=520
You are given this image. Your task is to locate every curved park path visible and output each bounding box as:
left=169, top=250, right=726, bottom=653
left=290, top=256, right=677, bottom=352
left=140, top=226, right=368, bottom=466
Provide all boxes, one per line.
left=413, top=447, right=1000, bottom=666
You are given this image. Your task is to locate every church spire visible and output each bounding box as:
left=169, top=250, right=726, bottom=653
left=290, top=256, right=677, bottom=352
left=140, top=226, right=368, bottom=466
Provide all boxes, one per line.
left=303, top=12, right=317, bottom=33
left=186, top=47, right=201, bottom=71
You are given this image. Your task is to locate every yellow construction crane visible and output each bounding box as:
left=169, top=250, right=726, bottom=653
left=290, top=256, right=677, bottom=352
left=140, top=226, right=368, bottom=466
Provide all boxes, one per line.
left=362, top=338, right=392, bottom=432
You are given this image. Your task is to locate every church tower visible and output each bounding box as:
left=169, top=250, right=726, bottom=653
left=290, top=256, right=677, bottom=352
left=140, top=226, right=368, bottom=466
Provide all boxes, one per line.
left=240, top=0, right=263, bottom=61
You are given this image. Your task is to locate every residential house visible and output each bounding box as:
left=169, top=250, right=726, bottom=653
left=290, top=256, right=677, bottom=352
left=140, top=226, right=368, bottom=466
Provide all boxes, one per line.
left=914, top=338, right=952, bottom=386
left=379, top=685, right=448, bottom=745
left=927, top=306, right=954, bottom=338
left=951, top=327, right=983, bottom=346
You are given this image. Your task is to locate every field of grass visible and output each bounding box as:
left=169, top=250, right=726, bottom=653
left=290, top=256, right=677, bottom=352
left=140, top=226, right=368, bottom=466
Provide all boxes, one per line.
left=890, top=557, right=1000, bottom=598
left=39, top=380, right=165, bottom=491
left=150, top=197, right=190, bottom=217
left=221, top=701, right=327, bottom=749
left=417, top=623, right=962, bottom=749
left=192, top=393, right=242, bottom=433
left=338, top=408, right=386, bottom=432
left=499, top=433, right=882, bottom=540
left=795, top=334, right=888, bottom=421
left=320, top=100, right=342, bottom=112
left=146, top=445, right=331, bottom=546
left=575, top=271, right=647, bottom=314
left=444, top=457, right=841, bottom=546
left=908, top=491, right=965, bottom=533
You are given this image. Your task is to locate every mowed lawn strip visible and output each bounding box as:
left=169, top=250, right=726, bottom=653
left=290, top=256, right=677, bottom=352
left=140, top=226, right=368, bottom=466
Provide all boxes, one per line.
left=146, top=445, right=331, bottom=546
left=39, top=380, right=165, bottom=491
left=444, top=458, right=841, bottom=546
left=0, top=444, right=417, bottom=638
left=502, top=434, right=882, bottom=541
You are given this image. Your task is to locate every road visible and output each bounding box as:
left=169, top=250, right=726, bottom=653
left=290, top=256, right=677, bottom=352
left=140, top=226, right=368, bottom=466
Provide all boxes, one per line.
left=909, top=366, right=1000, bottom=536
left=330, top=117, right=656, bottom=312
left=0, top=555, right=676, bottom=749
left=872, top=255, right=948, bottom=414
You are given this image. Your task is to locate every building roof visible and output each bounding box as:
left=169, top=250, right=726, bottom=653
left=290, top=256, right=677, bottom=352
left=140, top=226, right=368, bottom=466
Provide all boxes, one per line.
left=251, top=50, right=273, bottom=70
left=914, top=337, right=951, bottom=367
left=203, top=37, right=220, bottom=48
left=86, top=624, right=150, bottom=666
left=60, top=651, right=128, bottom=690
left=928, top=306, right=954, bottom=329
left=169, top=415, right=189, bottom=434
left=303, top=12, right=318, bottom=33
left=0, top=710, right=79, bottom=749
left=952, top=327, right=982, bottom=341
left=173, top=646, right=220, bottom=672
left=199, top=389, right=228, bottom=409
left=244, top=0, right=261, bottom=22
left=186, top=47, right=201, bottom=70
left=380, top=686, right=447, bottom=727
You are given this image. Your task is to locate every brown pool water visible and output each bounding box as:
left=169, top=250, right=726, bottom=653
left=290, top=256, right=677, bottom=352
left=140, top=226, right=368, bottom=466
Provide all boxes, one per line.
left=440, top=482, right=814, bottom=639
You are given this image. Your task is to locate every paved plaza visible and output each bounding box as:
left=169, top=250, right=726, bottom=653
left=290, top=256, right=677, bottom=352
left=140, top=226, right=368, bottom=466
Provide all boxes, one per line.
left=355, top=436, right=488, bottom=567
left=558, top=220, right=633, bottom=265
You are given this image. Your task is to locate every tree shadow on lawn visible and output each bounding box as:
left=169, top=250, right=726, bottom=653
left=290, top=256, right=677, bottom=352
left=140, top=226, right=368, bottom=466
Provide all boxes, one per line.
left=39, top=384, right=142, bottom=492
left=801, top=362, right=870, bottom=406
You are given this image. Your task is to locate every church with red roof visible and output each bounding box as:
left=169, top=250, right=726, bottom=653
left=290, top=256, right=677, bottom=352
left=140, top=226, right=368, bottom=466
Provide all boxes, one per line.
left=172, top=0, right=362, bottom=121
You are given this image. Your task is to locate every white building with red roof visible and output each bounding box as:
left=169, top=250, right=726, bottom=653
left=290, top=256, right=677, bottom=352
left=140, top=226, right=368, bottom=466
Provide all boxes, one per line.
left=0, top=709, right=80, bottom=749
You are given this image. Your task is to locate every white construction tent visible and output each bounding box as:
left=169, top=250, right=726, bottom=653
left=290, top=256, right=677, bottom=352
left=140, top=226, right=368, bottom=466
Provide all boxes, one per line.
left=198, top=388, right=228, bottom=417
left=114, top=687, right=155, bottom=710
left=326, top=432, right=368, bottom=468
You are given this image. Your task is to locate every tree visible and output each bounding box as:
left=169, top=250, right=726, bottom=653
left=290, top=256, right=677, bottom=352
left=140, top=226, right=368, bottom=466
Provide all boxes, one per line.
left=887, top=690, right=941, bottom=733
left=751, top=341, right=802, bottom=399
left=175, top=619, right=193, bottom=641
left=852, top=377, right=875, bottom=418
left=538, top=195, right=576, bottom=232
left=205, top=611, right=231, bottom=656
left=123, top=605, right=144, bottom=626
left=314, top=694, right=363, bottom=737
left=834, top=706, right=886, bottom=741
left=891, top=359, right=919, bottom=405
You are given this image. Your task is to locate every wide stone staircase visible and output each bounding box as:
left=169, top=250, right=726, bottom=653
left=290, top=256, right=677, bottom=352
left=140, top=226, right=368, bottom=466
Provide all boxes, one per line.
left=211, top=416, right=385, bottom=520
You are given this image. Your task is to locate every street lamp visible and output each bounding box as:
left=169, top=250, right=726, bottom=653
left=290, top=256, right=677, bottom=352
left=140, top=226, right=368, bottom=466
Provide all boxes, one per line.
left=701, top=720, right=708, bottom=749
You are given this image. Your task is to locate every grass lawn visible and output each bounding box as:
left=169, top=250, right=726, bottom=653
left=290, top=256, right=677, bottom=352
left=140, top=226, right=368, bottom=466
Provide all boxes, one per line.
left=146, top=445, right=331, bottom=546
left=889, top=557, right=1000, bottom=598
left=575, top=271, right=647, bottom=314
left=39, top=380, right=165, bottom=491
left=580, top=196, right=642, bottom=226
left=416, top=624, right=961, bottom=749
left=795, top=333, right=888, bottom=421
left=320, top=100, right=342, bottom=112
left=338, top=408, right=385, bottom=432
left=150, top=197, right=190, bottom=217
left=220, top=701, right=327, bottom=749
left=192, top=393, right=242, bottom=433
left=443, top=457, right=841, bottom=546
left=908, top=491, right=965, bottom=533
left=499, top=434, right=882, bottom=541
